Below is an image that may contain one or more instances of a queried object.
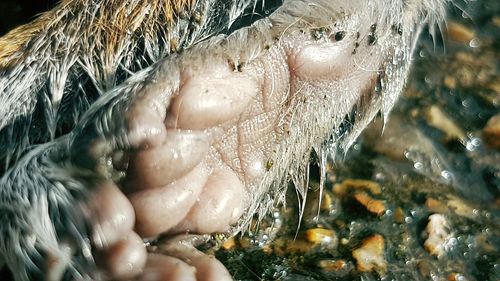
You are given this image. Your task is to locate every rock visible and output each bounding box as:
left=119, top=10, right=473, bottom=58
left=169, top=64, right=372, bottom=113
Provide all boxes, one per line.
left=318, top=259, right=352, bottom=273
left=486, top=80, right=500, bottom=94
left=353, top=191, right=386, bottom=216
left=332, top=179, right=381, bottom=197
left=425, top=197, right=448, bottom=213
left=352, top=234, right=387, bottom=273
left=446, top=195, right=476, bottom=219
left=483, top=113, right=500, bottom=149
left=394, top=207, right=405, bottom=224
left=222, top=237, right=236, bottom=250
left=493, top=16, right=500, bottom=28
left=444, top=75, right=457, bottom=89
left=320, top=191, right=334, bottom=212
left=424, top=214, right=453, bottom=258
left=425, top=105, right=466, bottom=143
left=305, top=228, right=337, bottom=248
left=447, top=22, right=475, bottom=44
left=448, top=273, right=469, bottom=281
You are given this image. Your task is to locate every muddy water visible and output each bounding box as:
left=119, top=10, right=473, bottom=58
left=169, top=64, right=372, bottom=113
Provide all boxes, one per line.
left=214, top=2, right=499, bottom=281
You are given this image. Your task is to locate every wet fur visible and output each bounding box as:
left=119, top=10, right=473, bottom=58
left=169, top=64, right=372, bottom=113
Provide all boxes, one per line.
left=0, top=0, right=449, bottom=280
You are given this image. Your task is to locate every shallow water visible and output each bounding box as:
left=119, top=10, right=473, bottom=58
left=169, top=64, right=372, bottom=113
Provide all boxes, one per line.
left=214, top=2, right=499, bottom=280
left=0, top=1, right=498, bottom=280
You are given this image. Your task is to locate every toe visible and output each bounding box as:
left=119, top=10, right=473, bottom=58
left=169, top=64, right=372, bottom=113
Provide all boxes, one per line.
left=173, top=168, right=246, bottom=234
left=165, top=67, right=259, bottom=130
left=102, top=231, right=147, bottom=280
left=162, top=239, right=233, bottom=281
left=127, top=130, right=209, bottom=190
left=129, top=164, right=210, bottom=237
left=91, top=182, right=135, bottom=248
left=136, top=254, right=197, bottom=281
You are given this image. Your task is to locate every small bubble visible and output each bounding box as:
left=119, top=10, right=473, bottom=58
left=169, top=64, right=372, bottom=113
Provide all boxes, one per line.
left=462, top=97, right=474, bottom=108
left=375, top=172, right=386, bottom=181
left=469, top=38, right=481, bottom=48
left=419, top=50, right=426, bottom=57
left=441, top=170, right=453, bottom=182
left=466, top=138, right=481, bottom=151
left=414, top=162, right=423, bottom=170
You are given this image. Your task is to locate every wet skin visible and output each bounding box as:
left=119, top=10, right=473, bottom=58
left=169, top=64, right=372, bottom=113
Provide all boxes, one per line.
left=0, top=0, right=443, bottom=280
left=86, top=6, right=404, bottom=280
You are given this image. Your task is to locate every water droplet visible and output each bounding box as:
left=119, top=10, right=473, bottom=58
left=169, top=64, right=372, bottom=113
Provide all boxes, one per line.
left=462, top=98, right=472, bottom=108
left=469, top=38, right=481, bottom=48
left=466, top=137, right=481, bottom=151
left=414, top=162, right=423, bottom=170
left=375, top=172, right=386, bottom=181
left=441, top=170, right=453, bottom=182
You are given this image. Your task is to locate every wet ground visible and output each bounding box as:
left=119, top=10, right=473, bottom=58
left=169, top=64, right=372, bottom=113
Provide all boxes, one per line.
left=213, top=2, right=500, bottom=281
left=1, top=1, right=498, bottom=281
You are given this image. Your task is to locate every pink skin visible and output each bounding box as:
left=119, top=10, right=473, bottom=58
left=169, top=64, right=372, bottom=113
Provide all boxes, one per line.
left=137, top=255, right=197, bottom=281
left=84, top=8, right=390, bottom=280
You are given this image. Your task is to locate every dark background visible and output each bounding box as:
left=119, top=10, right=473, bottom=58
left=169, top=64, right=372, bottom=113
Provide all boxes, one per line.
left=0, top=0, right=57, bottom=36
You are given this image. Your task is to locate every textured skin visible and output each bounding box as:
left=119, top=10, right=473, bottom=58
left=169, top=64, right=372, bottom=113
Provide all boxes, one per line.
left=0, top=0, right=449, bottom=280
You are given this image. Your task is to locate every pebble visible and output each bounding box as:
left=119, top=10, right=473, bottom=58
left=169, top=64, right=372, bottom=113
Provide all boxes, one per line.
left=305, top=228, right=337, bottom=248
left=352, top=234, right=387, bottom=273
left=320, top=191, right=334, bottom=212
left=483, top=113, right=500, bottom=149
left=222, top=237, right=236, bottom=250
left=448, top=272, right=469, bottom=281
left=443, top=75, right=457, bottom=89
left=425, top=105, right=466, bottom=143
left=425, top=197, right=448, bottom=213
left=318, top=259, right=351, bottom=273
left=333, top=179, right=381, bottom=197
left=424, top=214, right=453, bottom=258
left=353, top=191, right=386, bottom=216
left=394, top=207, right=405, bottom=224
left=446, top=196, right=476, bottom=219
left=447, top=22, right=475, bottom=44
